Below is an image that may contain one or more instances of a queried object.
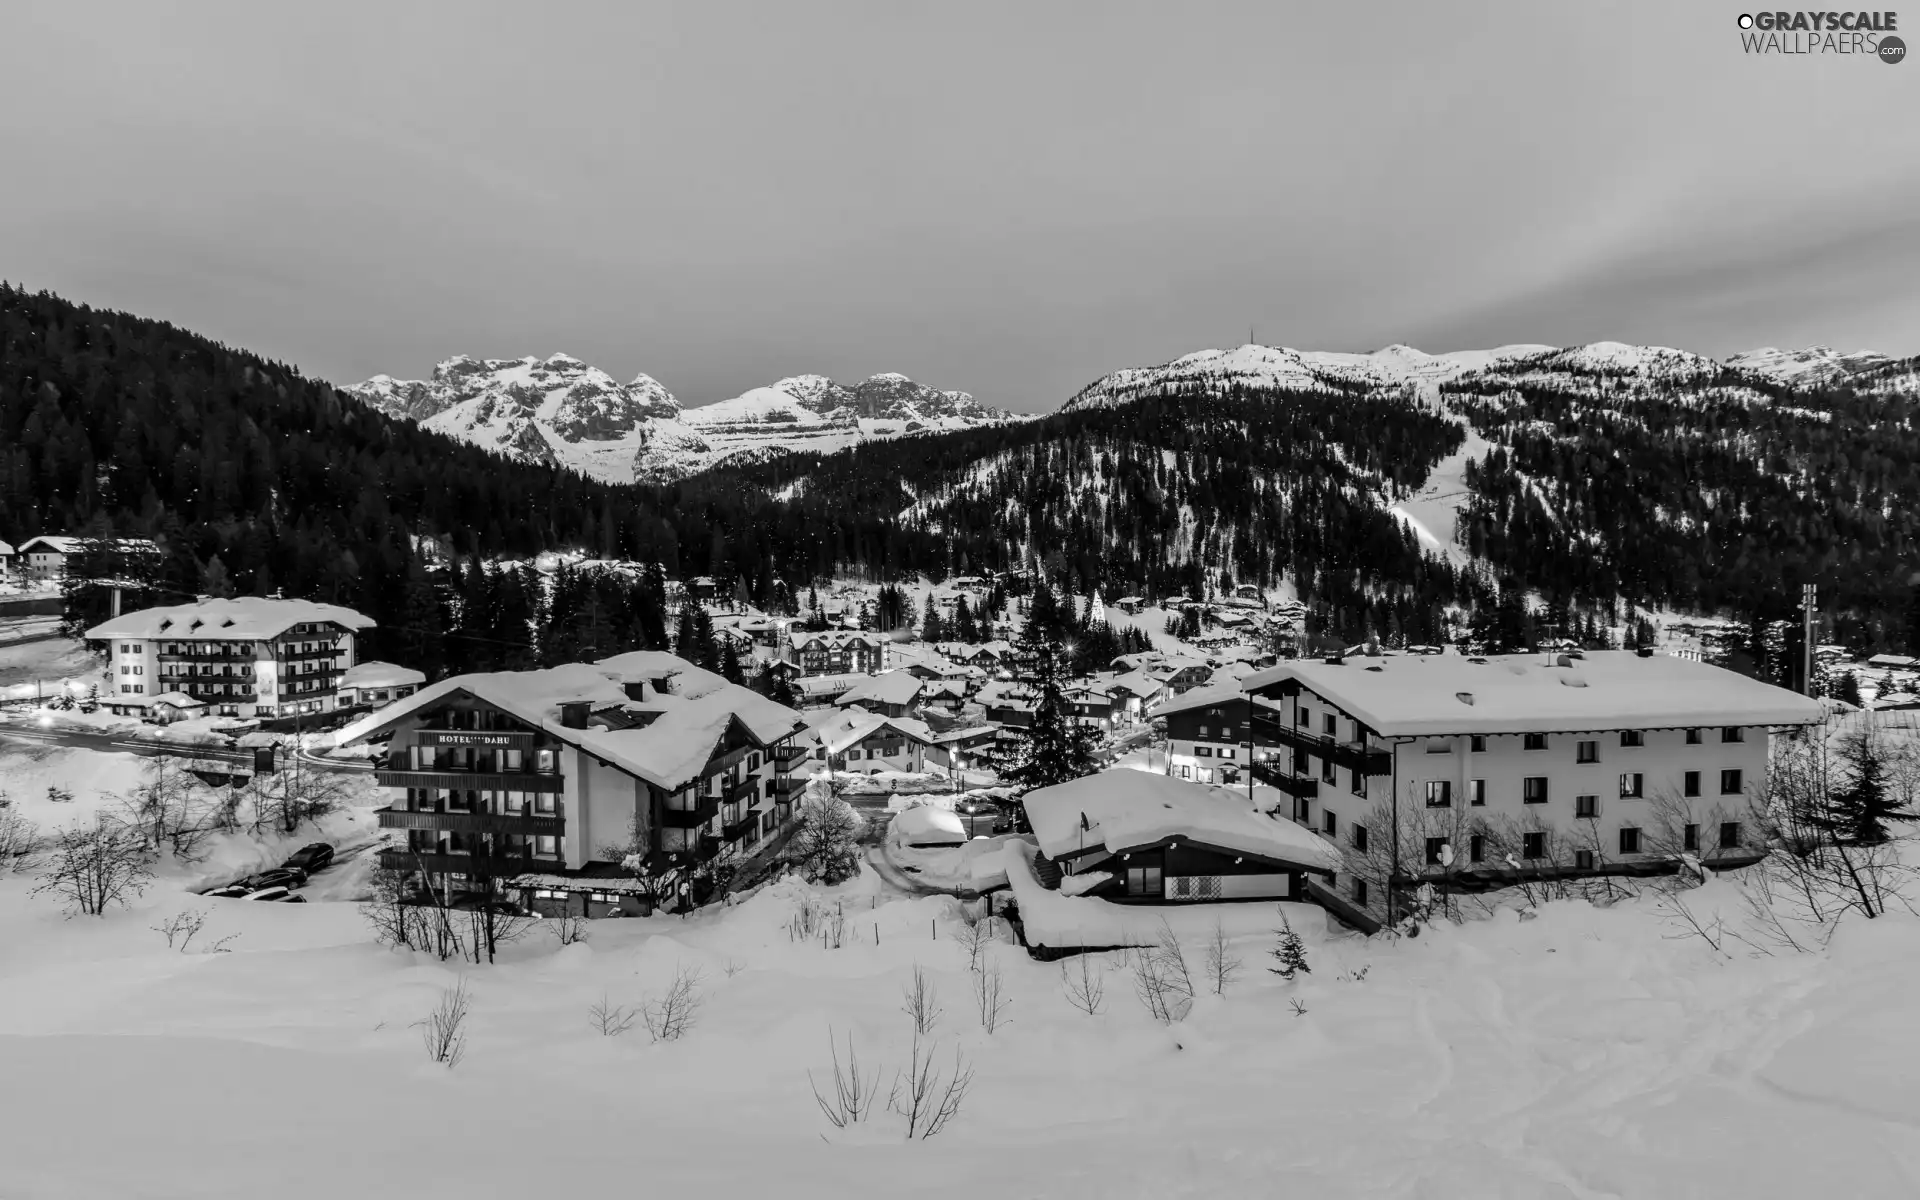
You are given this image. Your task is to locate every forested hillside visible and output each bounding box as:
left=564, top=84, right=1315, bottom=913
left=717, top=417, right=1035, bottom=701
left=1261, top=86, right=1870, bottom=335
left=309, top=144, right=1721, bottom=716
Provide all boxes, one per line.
left=0, top=285, right=944, bottom=671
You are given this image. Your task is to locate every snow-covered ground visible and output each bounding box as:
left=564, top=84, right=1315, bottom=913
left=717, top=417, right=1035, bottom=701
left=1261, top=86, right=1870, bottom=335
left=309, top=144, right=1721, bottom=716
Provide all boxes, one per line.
left=4, top=730, right=1920, bottom=1197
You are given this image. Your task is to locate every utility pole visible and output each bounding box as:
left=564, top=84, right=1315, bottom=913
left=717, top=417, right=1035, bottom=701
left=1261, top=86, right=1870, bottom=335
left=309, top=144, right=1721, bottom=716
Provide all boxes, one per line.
left=1802, top=583, right=1817, bottom=697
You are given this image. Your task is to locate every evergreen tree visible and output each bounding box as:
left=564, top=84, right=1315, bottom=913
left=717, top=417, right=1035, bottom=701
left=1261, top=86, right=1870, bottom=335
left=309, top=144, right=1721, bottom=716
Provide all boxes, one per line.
left=1826, top=728, right=1909, bottom=845
left=1269, top=913, right=1310, bottom=980
left=922, top=592, right=945, bottom=643
left=953, top=595, right=979, bottom=643
left=1834, top=670, right=1864, bottom=707
left=672, top=599, right=700, bottom=660
left=690, top=604, right=719, bottom=671
left=1003, top=643, right=1098, bottom=800
left=720, top=639, right=745, bottom=684
left=199, top=555, right=236, bottom=598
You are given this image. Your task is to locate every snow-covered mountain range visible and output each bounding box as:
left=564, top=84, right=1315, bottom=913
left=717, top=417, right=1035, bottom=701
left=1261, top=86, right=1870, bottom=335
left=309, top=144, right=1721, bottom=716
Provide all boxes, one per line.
left=1063, top=340, right=1920, bottom=411
left=347, top=355, right=1022, bottom=483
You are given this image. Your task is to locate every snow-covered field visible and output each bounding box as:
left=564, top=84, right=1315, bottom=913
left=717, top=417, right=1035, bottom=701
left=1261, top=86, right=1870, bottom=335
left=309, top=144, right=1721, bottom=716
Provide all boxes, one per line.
left=3, top=734, right=1919, bottom=1197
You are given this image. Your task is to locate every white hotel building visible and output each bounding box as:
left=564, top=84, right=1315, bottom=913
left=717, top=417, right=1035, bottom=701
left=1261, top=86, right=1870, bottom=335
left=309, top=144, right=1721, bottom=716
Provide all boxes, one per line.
left=86, top=597, right=376, bottom=719
left=1240, top=650, right=1826, bottom=916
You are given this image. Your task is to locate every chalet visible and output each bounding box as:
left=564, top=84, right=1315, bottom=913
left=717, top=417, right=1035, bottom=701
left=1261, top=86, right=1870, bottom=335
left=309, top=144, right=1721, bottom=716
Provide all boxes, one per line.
left=1062, top=683, right=1115, bottom=730
left=905, top=659, right=975, bottom=684
left=930, top=724, right=998, bottom=771
left=943, top=640, right=1014, bottom=670
left=87, top=597, right=375, bottom=719
left=1240, top=650, right=1826, bottom=919
left=919, top=678, right=970, bottom=715
left=978, top=680, right=1036, bottom=760
left=1020, top=770, right=1343, bottom=904
left=834, top=671, right=924, bottom=718
left=1865, top=654, right=1919, bottom=671
left=795, top=672, right=866, bottom=704
left=686, top=576, right=719, bottom=601
left=338, top=661, right=427, bottom=709
left=1153, top=681, right=1256, bottom=786
left=336, top=652, right=807, bottom=917
left=19, top=535, right=162, bottom=584
left=1233, top=584, right=1263, bottom=602
left=791, top=630, right=886, bottom=675
left=1105, top=670, right=1166, bottom=723
left=1146, top=657, right=1213, bottom=694
left=1112, top=596, right=1144, bottom=615
left=807, top=709, right=938, bottom=774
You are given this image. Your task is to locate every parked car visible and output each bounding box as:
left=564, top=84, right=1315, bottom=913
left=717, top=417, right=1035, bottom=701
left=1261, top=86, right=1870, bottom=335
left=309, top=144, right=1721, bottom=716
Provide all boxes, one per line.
left=280, top=843, right=335, bottom=874
left=205, top=883, right=252, bottom=899
left=241, top=886, right=292, bottom=901
left=238, top=867, right=307, bottom=892
left=279, top=893, right=308, bottom=904
left=448, top=894, right=535, bottom=917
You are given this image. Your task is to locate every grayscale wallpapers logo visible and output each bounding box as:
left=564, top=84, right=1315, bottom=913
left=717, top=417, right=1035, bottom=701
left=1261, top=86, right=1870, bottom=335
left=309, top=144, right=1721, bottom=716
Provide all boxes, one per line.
left=1736, top=11, right=1905, bottom=60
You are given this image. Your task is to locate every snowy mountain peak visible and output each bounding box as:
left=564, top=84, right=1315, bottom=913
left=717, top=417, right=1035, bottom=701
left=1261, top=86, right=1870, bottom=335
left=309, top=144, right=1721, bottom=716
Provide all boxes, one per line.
left=1725, top=345, right=1898, bottom=386
left=346, top=358, right=1021, bottom=484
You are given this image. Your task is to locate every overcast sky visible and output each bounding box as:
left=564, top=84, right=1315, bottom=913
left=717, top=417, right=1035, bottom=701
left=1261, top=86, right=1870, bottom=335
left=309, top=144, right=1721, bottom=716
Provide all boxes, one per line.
left=5, top=1, right=1916, bottom=412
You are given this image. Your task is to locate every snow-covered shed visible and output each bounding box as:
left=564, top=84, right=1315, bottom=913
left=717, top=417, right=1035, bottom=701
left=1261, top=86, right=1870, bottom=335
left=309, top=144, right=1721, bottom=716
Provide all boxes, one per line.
left=1020, top=770, right=1342, bottom=904
left=338, top=660, right=426, bottom=708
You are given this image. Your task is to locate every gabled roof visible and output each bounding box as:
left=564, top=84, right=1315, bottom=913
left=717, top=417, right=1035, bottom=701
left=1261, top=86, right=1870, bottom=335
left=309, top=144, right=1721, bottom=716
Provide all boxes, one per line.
left=18, top=535, right=160, bottom=556
left=1021, top=770, right=1342, bottom=873
left=1241, top=650, right=1826, bottom=735
left=0, top=540, right=13, bottom=557
left=337, top=656, right=805, bottom=791
left=835, top=671, right=924, bottom=708
left=1149, top=679, right=1249, bottom=719
left=339, top=660, right=427, bottom=690
left=1106, top=669, right=1165, bottom=699
left=807, top=707, right=938, bottom=755
left=86, top=597, right=376, bottom=642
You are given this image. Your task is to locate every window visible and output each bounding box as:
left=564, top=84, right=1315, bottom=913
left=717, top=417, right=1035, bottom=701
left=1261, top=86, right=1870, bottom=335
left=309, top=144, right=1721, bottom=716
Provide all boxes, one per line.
left=1523, top=777, right=1549, bottom=804
left=503, top=791, right=525, bottom=814
left=1576, top=740, right=1598, bottom=763
left=1320, top=757, right=1337, bottom=785
left=1351, top=770, right=1365, bottom=796
left=1424, top=837, right=1448, bottom=865
left=1619, top=730, right=1644, bottom=747
left=1524, top=733, right=1548, bottom=751
left=1323, top=811, right=1337, bottom=836
left=1468, top=778, right=1486, bottom=806
left=1352, top=878, right=1368, bottom=905
left=535, top=749, right=556, bottom=772
left=1522, top=832, right=1547, bottom=859
left=1684, top=771, right=1701, bottom=798
left=1469, top=834, right=1485, bottom=863
left=1426, top=740, right=1452, bottom=754
left=1470, top=735, right=1487, bottom=753
left=1296, top=708, right=1310, bottom=727
left=1618, top=827, right=1642, bottom=855
left=1720, top=769, right=1743, bottom=795
left=1719, top=822, right=1742, bottom=850
left=1619, top=773, right=1644, bottom=799
left=1323, top=713, right=1337, bottom=737
left=1721, top=727, right=1745, bottom=744
left=534, top=793, right=557, bottom=815
left=535, top=835, right=559, bottom=857
left=1292, top=748, right=1307, bottom=774
left=1574, top=849, right=1594, bottom=870
left=1218, top=747, right=1236, bottom=761
left=1575, top=794, right=1599, bottom=819
left=1179, top=764, right=1192, bottom=779
left=1125, top=865, right=1163, bottom=897
left=1194, top=746, right=1211, bottom=758
left=1683, top=823, right=1700, bottom=852
left=1685, top=728, right=1703, bottom=745
left=1352, top=824, right=1369, bottom=854
left=1197, top=724, right=1209, bottom=738
left=1425, top=781, right=1452, bottom=808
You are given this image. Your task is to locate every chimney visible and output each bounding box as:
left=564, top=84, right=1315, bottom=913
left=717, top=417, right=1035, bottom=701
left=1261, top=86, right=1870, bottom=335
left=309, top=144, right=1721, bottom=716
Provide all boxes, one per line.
left=558, top=700, right=591, bottom=729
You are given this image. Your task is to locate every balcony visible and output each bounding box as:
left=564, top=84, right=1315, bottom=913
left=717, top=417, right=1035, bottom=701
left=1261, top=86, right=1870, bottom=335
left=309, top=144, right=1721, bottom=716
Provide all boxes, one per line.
left=373, top=769, right=565, bottom=792
left=661, top=794, right=721, bottom=829
left=375, top=807, right=565, bottom=836
left=1250, top=714, right=1393, bottom=775
left=772, top=742, right=808, bottom=764
left=771, top=775, right=804, bottom=796
left=724, top=776, right=760, bottom=806
left=1249, top=763, right=1320, bottom=799
left=722, top=809, right=761, bottom=842
left=377, top=848, right=559, bottom=876
left=702, top=744, right=752, bottom=779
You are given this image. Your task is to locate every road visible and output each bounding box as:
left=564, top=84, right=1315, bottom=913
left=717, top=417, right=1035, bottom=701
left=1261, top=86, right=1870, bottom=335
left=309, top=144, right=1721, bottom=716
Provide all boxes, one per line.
left=0, top=717, right=368, bottom=774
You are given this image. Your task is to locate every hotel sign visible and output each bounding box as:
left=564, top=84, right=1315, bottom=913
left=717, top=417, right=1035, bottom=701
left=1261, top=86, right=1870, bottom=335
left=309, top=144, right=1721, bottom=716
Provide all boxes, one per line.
left=416, top=731, right=534, bottom=748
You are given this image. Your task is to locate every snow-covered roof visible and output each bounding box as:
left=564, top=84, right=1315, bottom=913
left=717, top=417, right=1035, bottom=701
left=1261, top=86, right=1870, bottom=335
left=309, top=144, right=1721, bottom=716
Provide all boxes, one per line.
left=339, top=661, right=427, bottom=690
left=86, top=597, right=376, bottom=642
left=891, top=805, right=968, bottom=846
left=792, top=629, right=883, bottom=649
left=808, top=708, right=937, bottom=755
left=1021, top=770, right=1342, bottom=873
left=18, top=535, right=159, bottom=555
left=1241, top=650, right=1827, bottom=736
left=931, top=724, right=997, bottom=744
left=337, top=656, right=805, bottom=791
left=796, top=672, right=868, bottom=697
left=0, top=540, right=13, bottom=557
left=149, top=691, right=206, bottom=708
left=1149, top=678, right=1247, bottom=719
left=835, top=671, right=923, bottom=708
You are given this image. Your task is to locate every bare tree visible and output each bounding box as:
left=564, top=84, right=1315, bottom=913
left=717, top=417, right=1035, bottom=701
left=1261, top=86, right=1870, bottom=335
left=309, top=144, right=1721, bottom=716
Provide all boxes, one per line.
left=31, top=816, right=155, bottom=918
left=418, top=979, right=471, bottom=1067
left=891, top=1029, right=973, bottom=1140
left=642, top=963, right=704, bottom=1042
left=601, top=815, right=677, bottom=915
left=1130, top=922, right=1194, bottom=1023
left=120, top=758, right=224, bottom=861
left=811, top=1028, right=883, bottom=1129
left=547, top=908, right=590, bottom=947
left=0, top=804, right=41, bottom=873
left=1203, top=918, right=1242, bottom=995
left=949, top=903, right=993, bottom=972
left=971, top=959, right=1010, bottom=1034
left=151, top=907, right=230, bottom=952
left=588, top=994, right=637, bottom=1037
left=901, top=964, right=943, bottom=1035
left=1060, top=953, right=1106, bottom=1016
left=245, top=762, right=348, bottom=836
